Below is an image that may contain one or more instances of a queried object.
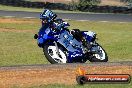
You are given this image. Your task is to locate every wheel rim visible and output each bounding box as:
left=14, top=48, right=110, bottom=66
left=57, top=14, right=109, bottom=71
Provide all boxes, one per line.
left=47, top=46, right=67, bottom=63
left=92, top=46, right=106, bottom=60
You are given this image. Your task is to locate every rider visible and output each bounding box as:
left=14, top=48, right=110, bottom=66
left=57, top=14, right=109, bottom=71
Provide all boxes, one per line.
left=40, top=9, right=69, bottom=33
left=39, top=9, right=86, bottom=44
left=40, top=9, right=57, bottom=29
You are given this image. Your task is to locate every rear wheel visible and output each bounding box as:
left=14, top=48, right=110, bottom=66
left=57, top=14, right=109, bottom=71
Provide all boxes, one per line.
left=89, top=44, right=108, bottom=62
left=43, top=42, right=67, bottom=64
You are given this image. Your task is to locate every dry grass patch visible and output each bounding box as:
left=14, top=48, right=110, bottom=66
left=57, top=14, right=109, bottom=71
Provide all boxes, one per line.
left=100, top=0, right=126, bottom=6
left=0, top=18, right=40, bottom=24
left=0, top=28, right=35, bottom=33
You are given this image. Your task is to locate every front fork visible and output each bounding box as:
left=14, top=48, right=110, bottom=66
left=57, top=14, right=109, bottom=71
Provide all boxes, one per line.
left=89, top=42, right=101, bottom=54
left=54, top=41, right=60, bottom=55
left=83, top=41, right=98, bottom=60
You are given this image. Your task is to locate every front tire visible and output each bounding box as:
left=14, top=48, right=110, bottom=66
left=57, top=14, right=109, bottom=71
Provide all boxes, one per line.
left=89, top=44, right=108, bottom=62
left=43, top=42, right=67, bottom=64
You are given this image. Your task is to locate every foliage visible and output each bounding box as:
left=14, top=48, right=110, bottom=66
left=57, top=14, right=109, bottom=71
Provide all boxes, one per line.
left=120, top=0, right=132, bottom=8
left=78, top=0, right=101, bottom=6
left=120, top=0, right=132, bottom=3
left=69, top=0, right=78, bottom=10
left=70, top=0, right=101, bottom=11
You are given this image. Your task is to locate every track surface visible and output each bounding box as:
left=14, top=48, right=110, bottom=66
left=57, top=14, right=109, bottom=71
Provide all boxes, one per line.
left=0, top=62, right=132, bottom=88
left=0, top=10, right=132, bottom=22
left=0, top=61, right=132, bottom=70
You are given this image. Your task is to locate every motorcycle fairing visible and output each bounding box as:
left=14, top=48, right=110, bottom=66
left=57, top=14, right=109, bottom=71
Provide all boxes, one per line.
left=67, top=51, right=84, bottom=62
left=37, top=26, right=93, bottom=63
left=37, top=27, right=58, bottom=47
left=57, top=30, right=84, bottom=62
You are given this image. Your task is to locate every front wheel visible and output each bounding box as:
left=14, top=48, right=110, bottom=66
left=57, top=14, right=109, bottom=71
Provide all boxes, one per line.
left=89, top=43, right=108, bottom=62
left=43, top=42, right=67, bottom=64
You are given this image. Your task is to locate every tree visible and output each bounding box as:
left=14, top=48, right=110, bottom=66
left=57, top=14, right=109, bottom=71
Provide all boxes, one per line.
left=69, top=0, right=101, bottom=11
left=120, top=0, right=132, bottom=8
left=78, top=0, right=101, bottom=6
left=77, top=0, right=101, bottom=11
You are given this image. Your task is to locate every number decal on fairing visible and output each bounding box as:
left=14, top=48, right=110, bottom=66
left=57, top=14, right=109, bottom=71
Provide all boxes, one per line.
left=71, top=53, right=82, bottom=58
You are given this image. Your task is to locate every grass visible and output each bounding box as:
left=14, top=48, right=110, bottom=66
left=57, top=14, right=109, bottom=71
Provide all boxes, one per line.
left=0, top=18, right=49, bottom=66
left=0, top=18, right=132, bottom=66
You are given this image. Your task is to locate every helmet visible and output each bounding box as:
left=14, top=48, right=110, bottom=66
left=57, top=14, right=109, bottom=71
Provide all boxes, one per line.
left=40, top=9, right=57, bottom=22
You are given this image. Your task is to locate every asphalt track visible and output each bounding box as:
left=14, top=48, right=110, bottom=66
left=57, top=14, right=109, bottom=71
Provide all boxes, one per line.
left=0, top=61, right=132, bottom=70
left=0, top=10, right=132, bottom=22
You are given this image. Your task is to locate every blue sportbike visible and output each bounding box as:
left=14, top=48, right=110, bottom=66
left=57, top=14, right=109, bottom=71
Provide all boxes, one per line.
left=34, top=9, right=108, bottom=64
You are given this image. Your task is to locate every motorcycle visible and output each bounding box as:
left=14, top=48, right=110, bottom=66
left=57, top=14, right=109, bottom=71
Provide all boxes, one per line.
left=34, top=16, right=108, bottom=64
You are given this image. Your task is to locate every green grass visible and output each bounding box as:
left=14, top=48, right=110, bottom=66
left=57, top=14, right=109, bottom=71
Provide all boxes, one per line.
left=0, top=32, right=49, bottom=66
left=0, top=18, right=132, bottom=67
left=0, top=18, right=49, bottom=66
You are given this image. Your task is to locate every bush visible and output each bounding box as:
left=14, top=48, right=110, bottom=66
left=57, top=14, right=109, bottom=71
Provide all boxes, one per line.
left=68, top=0, right=78, bottom=11
left=78, top=0, right=101, bottom=6
left=70, top=0, right=101, bottom=11
left=121, top=0, right=132, bottom=7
